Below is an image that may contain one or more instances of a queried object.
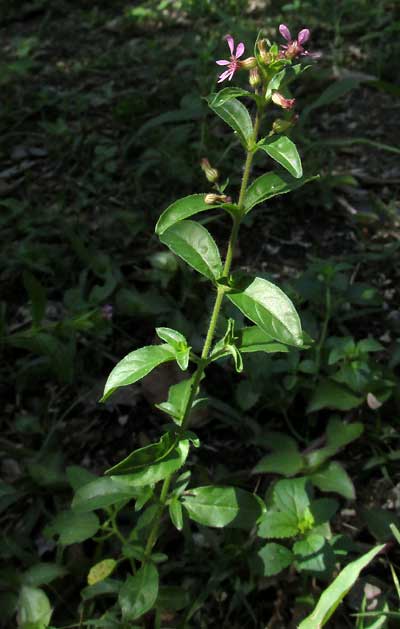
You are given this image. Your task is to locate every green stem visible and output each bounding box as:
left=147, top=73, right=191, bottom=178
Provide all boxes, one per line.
left=141, top=107, right=263, bottom=564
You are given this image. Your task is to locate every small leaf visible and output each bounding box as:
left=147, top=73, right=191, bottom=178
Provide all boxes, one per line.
left=257, top=136, right=303, bottom=178
left=160, top=220, right=222, bottom=280
left=298, top=544, right=385, bottom=628
left=18, top=586, right=52, bottom=629
left=169, top=497, right=183, bottom=531
left=253, top=432, right=303, bottom=476
left=22, top=563, right=67, bottom=587
left=87, top=559, right=117, bottom=586
left=182, top=486, right=262, bottom=529
left=72, top=477, right=139, bottom=512
left=244, top=171, right=316, bottom=213
left=156, top=194, right=234, bottom=236
left=155, top=377, right=194, bottom=425
left=155, top=327, right=187, bottom=349
left=102, top=344, right=176, bottom=401
left=227, top=276, right=303, bottom=347
left=119, top=563, right=159, bottom=621
left=307, top=379, right=363, bottom=413
left=258, top=510, right=299, bottom=538
left=255, top=542, right=294, bottom=576
left=311, top=462, right=355, bottom=500
left=294, top=534, right=335, bottom=574
left=326, top=417, right=364, bottom=450
left=273, top=477, right=312, bottom=520
left=106, top=434, right=190, bottom=487
left=45, top=510, right=99, bottom=545
left=237, top=326, right=289, bottom=355
left=207, top=93, right=253, bottom=148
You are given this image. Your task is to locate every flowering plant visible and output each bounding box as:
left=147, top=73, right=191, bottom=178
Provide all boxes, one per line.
left=34, top=24, right=381, bottom=627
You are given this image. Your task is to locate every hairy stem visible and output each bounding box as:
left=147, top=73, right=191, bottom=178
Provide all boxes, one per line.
left=142, top=107, right=262, bottom=563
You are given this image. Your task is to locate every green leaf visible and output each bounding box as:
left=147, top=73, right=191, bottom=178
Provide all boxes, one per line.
left=119, top=563, right=159, bottom=621
left=156, top=194, right=234, bottom=236
left=244, top=171, right=316, bottom=213
left=66, top=465, right=97, bottom=491
left=22, top=564, right=67, bottom=587
left=169, top=497, right=183, bottom=531
left=45, top=510, right=99, bottom=545
left=237, top=326, right=289, bottom=354
left=255, top=542, right=294, bottom=576
left=253, top=431, right=303, bottom=476
left=207, top=93, right=253, bottom=149
left=294, top=534, right=335, bottom=574
left=227, top=276, right=303, bottom=347
left=208, top=87, right=255, bottom=105
left=155, top=327, right=187, bottom=349
left=107, top=434, right=190, bottom=487
left=360, top=507, right=400, bottom=542
left=72, top=477, right=139, bottom=512
left=257, top=136, right=303, bottom=178
left=102, top=344, right=176, bottom=401
left=258, top=510, right=299, bottom=538
left=81, top=578, right=121, bottom=601
left=326, top=417, right=364, bottom=450
left=273, top=478, right=312, bottom=520
left=23, top=272, right=46, bottom=327
left=18, top=587, right=52, bottom=629
left=160, top=220, right=222, bottom=281
left=182, top=486, right=262, bottom=529
left=311, top=462, right=355, bottom=500
left=310, top=499, right=338, bottom=526
left=298, top=544, right=385, bottom=629
left=87, top=559, right=117, bottom=586
left=156, top=377, right=194, bottom=425
left=307, top=379, right=363, bottom=413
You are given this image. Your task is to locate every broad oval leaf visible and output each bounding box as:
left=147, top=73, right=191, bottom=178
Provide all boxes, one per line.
left=294, top=533, right=335, bottom=574
left=208, top=87, right=255, bottom=105
left=22, top=563, right=67, bottom=587
left=255, top=542, right=294, bottom=576
left=227, top=276, right=303, bottom=347
left=207, top=93, right=254, bottom=149
left=298, top=544, right=385, bottom=629
left=258, top=136, right=303, bottom=178
left=182, top=486, right=262, bottom=529
left=160, top=220, right=222, bottom=280
left=119, top=563, right=159, bottom=621
left=306, top=379, right=363, bottom=413
left=45, top=510, right=99, bottom=545
left=102, top=344, right=175, bottom=402
left=310, top=461, right=355, bottom=500
left=156, top=194, right=233, bottom=236
left=72, top=477, right=140, bottom=512
left=238, top=326, right=289, bottom=354
left=244, top=171, right=316, bottom=213
left=18, top=586, right=52, bottom=628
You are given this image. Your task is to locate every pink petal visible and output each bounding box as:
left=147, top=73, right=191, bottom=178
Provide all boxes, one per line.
left=279, top=24, right=291, bottom=42
left=297, top=28, right=310, bottom=45
left=225, top=34, right=235, bottom=55
left=218, top=69, right=232, bottom=83
left=216, top=59, right=230, bottom=65
left=235, top=42, right=245, bottom=58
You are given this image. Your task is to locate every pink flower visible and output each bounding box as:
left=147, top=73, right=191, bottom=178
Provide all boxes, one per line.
left=216, top=34, right=245, bottom=83
left=279, top=24, right=319, bottom=60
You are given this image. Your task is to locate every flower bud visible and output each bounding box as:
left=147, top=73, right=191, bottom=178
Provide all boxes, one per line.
left=257, top=39, right=271, bottom=64
left=240, top=56, right=257, bottom=70
left=205, top=193, right=231, bottom=205
left=249, top=67, right=261, bottom=88
left=200, top=158, right=219, bottom=183
left=271, top=91, right=295, bottom=110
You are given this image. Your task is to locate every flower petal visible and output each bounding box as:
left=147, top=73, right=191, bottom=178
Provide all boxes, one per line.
left=217, top=69, right=232, bottom=83
left=235, top=42, right=245, bottom=58
left=216, top=59, right=230, bottom=65
left=225, top=34, right=235, bottom=55
left=297, top=28, right=310, bottom=45
left=279, top=24, right=292, bottom=42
